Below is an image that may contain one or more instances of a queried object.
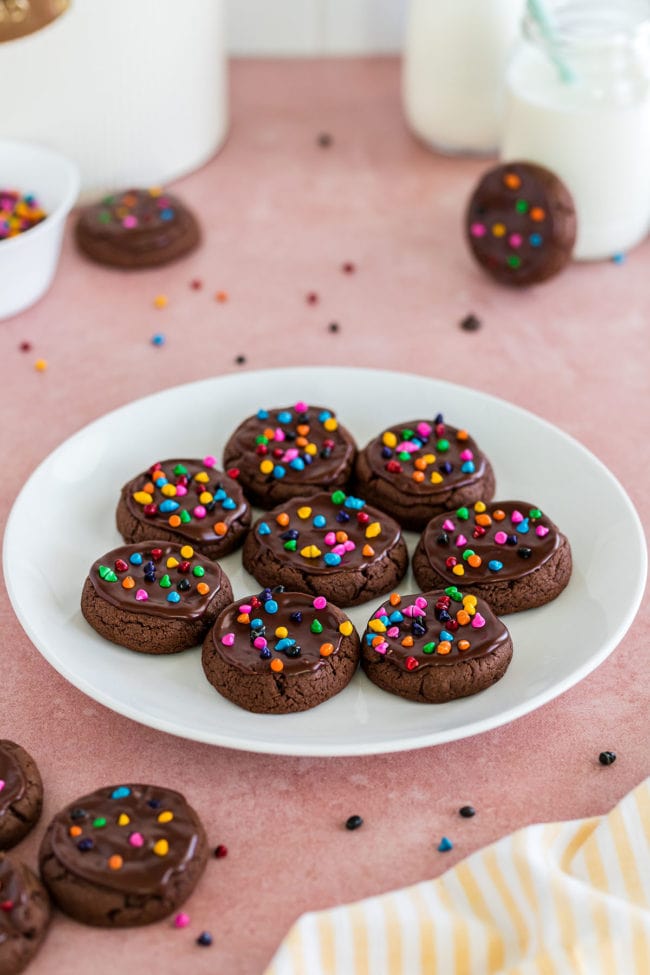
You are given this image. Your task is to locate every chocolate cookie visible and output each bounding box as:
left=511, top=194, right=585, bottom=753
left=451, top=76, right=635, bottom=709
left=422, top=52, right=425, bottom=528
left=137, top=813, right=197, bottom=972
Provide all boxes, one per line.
left=202, top=590, right=360, bottom=713
left=0, top=853, right=51, bottom=975
left=361, top=589, right=513, bottom=703
left=39, top=784, right=208, bottom=927
left=413, top=500, right=572, bottom=614
left=0, top=741, right=43, bottom=851
left=116, top=457, right=251, bottom=559
left=81, top=541, right=233, bottom=654
left=354, top=415, right=495, bottom=532
left=243, top=490, right=409, bottom=607
left=466, top=161, right=576, bottom=286
left=222, top=402, right=357, bottom=508
left=75, top=188, right=200, bottom=268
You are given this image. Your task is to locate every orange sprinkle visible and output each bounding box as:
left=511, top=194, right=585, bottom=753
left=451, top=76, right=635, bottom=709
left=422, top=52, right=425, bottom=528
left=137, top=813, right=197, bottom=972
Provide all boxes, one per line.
left=237, top=613, right=250, bottom=624
left=475, top=513, right=492, bottom=527
left=295, top=436, right=308, bottom=448
left=414, top=457, right=428, bottom=471
left=371, top=635, right=385, bottom=647
left=437, top=641, right=452, bottom=655
left=530, top=206, right=546, bottom=222
left=335, top=531, right=348, bottom=543
left=34, top=358, right=48, bottom=372
left=263, top=427, right=275, bottom=441
left=108, top=854, right=123, bottom=870
left=362, top=544, right=375, bottom=557
left=143, top=481, right=155, bottom=494
left=504, top=172, right=521, bottom=190
left=468, top=554, right=482, bottom=568
left=197, top=582, right=210, bottom=595
left=69, top=825, right=82, bottom=837
left=458, top=640, right=471, bottom=651
left=389, top=593, right=401, bottom=606
left=492, top=223, right=506, bottom=237
left=153, top=294, right=168, bottom=309
left=215, top=290, right=228, bottom=302
left=320, top=643, right=334, bottom=657
left=123, top=193, right=137, bottom=206
left=122, top=576, right=135, bottom=590
left=276, top=512, right=290, bottom=527
left=213, top=522, right=228, bottom=536
left=296, top=424, right=310, bottom=436
left=270, top=658, right=284, bottom=672
left=168, top=515, right=181, bottom=528
left=456, top=429, right=469, bottom=441
left=412, top=471, right=425, bottom=483
left=492, top=509, right=506, bottom=521
left=401, top=635, right=414, bottom=648
left=456, top=610, right=471, bottom=626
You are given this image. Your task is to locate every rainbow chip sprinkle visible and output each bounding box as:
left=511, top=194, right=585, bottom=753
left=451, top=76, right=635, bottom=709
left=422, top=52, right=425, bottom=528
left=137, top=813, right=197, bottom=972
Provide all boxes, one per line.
left=0, top=190, right=47, bottom=240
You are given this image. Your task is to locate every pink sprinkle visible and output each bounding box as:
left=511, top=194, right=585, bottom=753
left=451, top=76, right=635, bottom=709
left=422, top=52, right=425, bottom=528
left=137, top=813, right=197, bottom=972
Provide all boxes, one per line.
left=396, top=441, right=418, bottom=453
left=442, top=519, right=455, bottom=532
left=415, top=597, right=428, bottom=609
left=511, top=510, right=524, bottom=524
left=387, top=626, right=400, bottom=638
left=470, top=222, right=486, bottom=237
left=253, top=637, right=267, bottom=650
left=193, top=505, right=206, bottom=519
left=221, top=633, right=235, bottom=647
left=536, top=525, right=550, bottom=537
left=313, top=596, right=327, bottom=610
left=402, top=605, right=414, bottom=618
left=324, top=531, right=336, bottom=546
left=282, top=448, right=299, bottom=462
left=135, top=589, right=148, bottom=601
left=0, top=780, right=4, bottom=793
left=509, top=233, right=523, bottom=248
left=203, top=455, right=216, bottom=467
left=295, top=401, right=308, bottom=413
left=374, top=607, right=387, bottom=619
left=239, top=604, right=252, bottom=614
left=175, top=485, right=187, bottom=497
left=122, top=215, right=138, bottom=228
left=274, top=428, right=286, bottom=442
left=374, top=642, right=388, bottom=654
left=494, top=531, right=507, bottom=545
left=455, top=534, right=467, bottom=547
left=332, top=544, right=346, bottom=556
left=412, top=606, right=426, bottom=617
left=174, top=913, right=190, bottom=929
left=129, top=832, right=145, bottom=847
left=471, top=614, right=486, bottom=629
left=459, top=449, right=474, bottom=461
left=416, top=422, right=432, bottom=438
left=343, top=540, right=356, bottom=552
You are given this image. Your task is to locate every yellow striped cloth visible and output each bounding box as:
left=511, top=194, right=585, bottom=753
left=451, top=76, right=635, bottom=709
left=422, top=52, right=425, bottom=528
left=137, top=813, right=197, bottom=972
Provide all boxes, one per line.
left=265, top=779, right=650, bottom=974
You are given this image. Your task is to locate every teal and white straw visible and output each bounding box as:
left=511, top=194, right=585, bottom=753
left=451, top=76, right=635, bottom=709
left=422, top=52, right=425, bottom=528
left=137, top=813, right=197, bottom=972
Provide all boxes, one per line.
left=527, top=0, right=576, bottom=83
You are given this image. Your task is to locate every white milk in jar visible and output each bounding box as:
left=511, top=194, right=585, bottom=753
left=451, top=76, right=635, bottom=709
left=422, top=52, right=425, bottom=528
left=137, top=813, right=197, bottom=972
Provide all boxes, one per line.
left=501, top=0, right=650, bottom=260
left=402, top=0, right=525, bottom=155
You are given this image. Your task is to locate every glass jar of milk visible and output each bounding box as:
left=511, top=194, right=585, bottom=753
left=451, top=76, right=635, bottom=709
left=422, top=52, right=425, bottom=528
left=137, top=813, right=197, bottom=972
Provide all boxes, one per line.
left=402, top=0, right=525, bottom=155
left=502, top=0, right=650, bottom=260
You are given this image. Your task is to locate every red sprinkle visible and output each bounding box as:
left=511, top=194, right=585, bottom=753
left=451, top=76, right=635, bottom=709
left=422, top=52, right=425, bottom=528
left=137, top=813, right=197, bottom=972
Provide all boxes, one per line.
left=405, top=656, right=419, bottom=671
left=190, top=279, right=203, bottom=290
left=143, top=504, right=158, bottom=517
left=1, top=901, right=14, bottom=912
left=306, top=292, right=319, bottom=305
left=227, top=468, right=240, bottom=479
left=473, top=526, right=487, bottom=538
left=151, top=548, right=163, bottom=561
left=445, top=557, right=458, bottom=568
left=114, top=559, right=129, bottom=572
left=19, top=341, right=32, bottom=352
left=179, top=561, right=191, bottom=573
left=341, top=262, right=356, bottom=273
left=356, top=511, right=370, bottom=524
left=214, top=844, right=228, bottom=859
left=386, top=460, right=402, bottom=474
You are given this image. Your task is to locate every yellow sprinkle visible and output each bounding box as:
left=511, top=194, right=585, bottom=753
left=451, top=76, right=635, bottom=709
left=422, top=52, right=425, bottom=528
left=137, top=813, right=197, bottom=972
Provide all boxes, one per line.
left=297, top=506, right=312, bottom=520
left=339, top=621, right=354, bottom=637
left=300, top=544, right=322, bottom=559
left=117, top=813, right=130, bottom=826
left=166, top=557, right=179, bottom=568
left=153, top=839, right=169, bottom=856
left=474, top=501, right=486, bottom=513
left=132, top=491, right=153, bottom=505
left=180, top=545, right=194, bottom=559
left=492, top=223, right=506, bottom=237
left=153, top=294, right=168, bottom=309
left=365, top=522, right=381, bottom=539
left=423, top=453, right=436, bottom=464
left=148, top=186, right=163, bottom=197
left=430, top=471, right=443, bottom=484
left=157, top=811, right=174, bottom=824
left=368, top=619, right=386, bottom=633
left=452, top=565, right=465, bottom=576
left=323, top=418, right=338, bottom=432
left=260, top=459, right=274, bottom=474
left=382, top=431, right=397, bottom=448
left=275, top=626, right=288, bottom=639
left=34, top=358, right=48, bottom=372
left=463, top=594, right=477, bottom=607
left=305, top=443, right=318, bottom=456
left=194, top=472, right=209, bottom=483
left=160, top=484, right=177, bottom=497
left=199, top=491, right=213, bottom=504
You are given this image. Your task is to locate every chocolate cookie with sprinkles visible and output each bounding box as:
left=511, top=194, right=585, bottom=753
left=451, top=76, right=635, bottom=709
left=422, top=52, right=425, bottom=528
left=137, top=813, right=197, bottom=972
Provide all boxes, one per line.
left=413, top=500, right=572, bottom=614
left=354, top=415, right=496, bottom=532
left=361, top=588, right=513, bottom=703
left=202, top=590, right=360, bottom=713
left=222, top=401, right=357, bottom=508
left=242, top=490, right=409, bottom=607
left=116, top=457, right=251, bottom=559
left=81, top=541, right=233, bottom=654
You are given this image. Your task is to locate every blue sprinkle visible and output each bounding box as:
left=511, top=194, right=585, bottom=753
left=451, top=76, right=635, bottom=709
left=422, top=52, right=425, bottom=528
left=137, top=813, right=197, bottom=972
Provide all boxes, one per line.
left=461, top=461, right=475, bottom=474
left=313, top=514, right=327, bottom=528
left=290, top=458, right=305, bottom=470
left=529, top=233, right=543, bottom=247
left=273, top=466, right=286, bottom=479
left=258, top=522, right=271, bottom=535
left=366, top=633, right=376, bottom=645
left=222, top=497, right=237, bottom=510
left=410, top=438, right=423, bottom=449
left=388, top=611, right=404, bottom=624
left=129, top=553, right=143, bottom=566
left=159, top=499, right=179, bottom=513
left=517, top=518, right=530, bottom=534
left=439, top=630, right=454, bottom=642
left=303, top=454, right=313, bottom=465
left=110, top=786, right=131, bottom=799
left=213, top=488, right=227, bottom=502
left=318, top=410, right=332, bottom=422
left=611, top=252, right=626, bottom=264
left=488, top=560, right=503, bottom=572
left=250, top=618, right=264, bottom=630
left=153, top=477, right=168, bottom=487
left=77, top=838, right=94, bottom=851
left=277, top=411, right=292, bottom=424
left=275, top=638, right=296, bottom=651
left=336, top=511, right=350, bottom=523
left=379, top=615, right=389, bottom=626
left=160, top=208, right=175, bottom=221
left=344, top=496, right=365, bottom=510
left=151, top=333, right=165, bottom=346
left=260, top=647, right=271, bottom=659
left=440, top=461, right=453, bottom=474
left=381, top=446, right=393, bottom=459
left=256, top=409, right=269, bottom=420
left=323, top=553, right=341, bottom=566
left=264, top=599, right=278, bottom=614
left=167, top=592, right=181, bottom=603
left=438, top=837, right=453, bottom=852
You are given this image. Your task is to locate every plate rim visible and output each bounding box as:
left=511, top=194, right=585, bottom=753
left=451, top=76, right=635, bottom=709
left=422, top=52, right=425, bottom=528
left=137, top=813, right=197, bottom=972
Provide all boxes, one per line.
left=4, top=366, right=647, bottom=756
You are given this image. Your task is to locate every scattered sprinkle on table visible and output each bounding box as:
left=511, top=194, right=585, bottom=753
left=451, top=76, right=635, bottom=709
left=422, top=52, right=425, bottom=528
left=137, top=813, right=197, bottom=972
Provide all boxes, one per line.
left=438, top=837, right=453, bottom=852
left=611, top=253, right=626, bottom=265
left=19, top=341, right=32, bottom=352
left=190, top=278, right=203, bottom=290
left=215, top=290, right=228, bottom=303
left=174, top=912, right=190, bottom=928
left=341, top=261, right=356, bottom=273
left=317, top=133, right=333, bottom=148
left=197, top=931, right=213, bottom=947
left=306, top=292, right=319, bottom=305
left=328, top=322, right=340, bottom=333
left=345, top=815, right=363, bottom=831
left=459, top=805, right=476, bottom=818
left=0, top=190, right=47, bottom=239
left=460, top=314, right=482, bottom=332
left=34, top=358, right=47, bottom=372
left=214, top=844, right=228, bottom=858
left=235, top=355, right=246, bottom=366
left=151, top=333, right=165, bottom=347
left=153, top=294, right=168, bottom=309
left=599, top=751, right=616, bottom=766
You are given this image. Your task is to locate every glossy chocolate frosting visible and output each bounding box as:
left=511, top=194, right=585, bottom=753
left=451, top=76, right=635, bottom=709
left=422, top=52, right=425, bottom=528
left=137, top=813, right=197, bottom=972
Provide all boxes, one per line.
left=76, top=189, right=198, bottom=257
left=209, top=590, right=353, bottom=676
left=421, top=500, right=563, bottom=583
left=364, top=417, right=488, bottom=497
left=0, top=742, right=26, bottom=819
left=362, top=590, right=510, bottom=671
left=122, top=458, right=249, bottom=546
left=48, top=785, right=201, bottom=895
left=87, top=541, right=225, bottom=620
left=252, top=491, right=402, bottom=574
left=0, top=854, right=44, bottom=945
left=223, top=403, right=356, bottom=488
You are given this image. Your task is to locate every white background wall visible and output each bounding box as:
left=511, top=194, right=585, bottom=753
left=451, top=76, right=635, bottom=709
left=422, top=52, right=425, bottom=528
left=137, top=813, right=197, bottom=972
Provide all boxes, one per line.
left=225, top=0, right=408, bottom=55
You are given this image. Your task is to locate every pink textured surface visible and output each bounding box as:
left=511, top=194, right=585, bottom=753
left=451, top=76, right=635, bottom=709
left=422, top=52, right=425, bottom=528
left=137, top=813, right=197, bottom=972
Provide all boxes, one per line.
left=1, top=59, right=648, bottom=974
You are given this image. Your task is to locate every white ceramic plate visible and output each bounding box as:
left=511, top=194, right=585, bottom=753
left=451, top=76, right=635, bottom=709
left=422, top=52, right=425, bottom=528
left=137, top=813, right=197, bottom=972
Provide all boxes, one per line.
left=4, top=368, right=647, bottom=756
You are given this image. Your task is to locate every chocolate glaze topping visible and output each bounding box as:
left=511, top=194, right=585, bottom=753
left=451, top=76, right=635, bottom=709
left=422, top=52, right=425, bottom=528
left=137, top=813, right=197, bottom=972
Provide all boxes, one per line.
left=209, top=590, right=352, bottom=676
left=122, top=458, right=249, bottom=547
left=48, top=785, right=202, bottom=896
left=362, top=590, right=510, bottom=670
left=422, top=500, right=563, bottom=583
left=76, top=189, right=198, bottom=258
left=0, top=854, right=45, bottom=945
left=0, top=742, right=26, bottom=820
left=364, top=417, right=488, bottom=497
left=87, top=542, right=225, bottom=620
left=252, top=491, right=402, bottom=574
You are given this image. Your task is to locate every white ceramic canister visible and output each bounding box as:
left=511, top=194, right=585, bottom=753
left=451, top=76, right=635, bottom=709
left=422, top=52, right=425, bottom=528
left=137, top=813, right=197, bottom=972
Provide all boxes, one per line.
left=501, top=0, right=650, bottom=260
left=0, top=0, right=228, bottom=200
left=402, top=0, right=526, bottom=155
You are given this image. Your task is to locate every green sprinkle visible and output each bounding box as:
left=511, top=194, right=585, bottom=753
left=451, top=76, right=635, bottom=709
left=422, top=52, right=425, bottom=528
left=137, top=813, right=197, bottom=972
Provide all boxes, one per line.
left=397, top=451, right=411, bottom=462
left=283, top=540, right=297, bottom=551
left=310, top=620, right=323, bottom=634
left=92, top=817, right=107, bottom=829
left=515, top=199, right=529, bottom=213
left=456, top=507, right=469, bottom=521
left=193, top=566, right=205, bottom=578
left=159, top=574, right=171, bottom=588
left=255, top=435, right=269, bottom=445
left=445, top=586, right=463, bottom=601
left=401, top=428, right=414, bottom=440
left=422, top=642, right=436, bottom=654
left=436, top=439, right=450, bottom=452
left=180, top=510, right=192, bottom=523
left=507, top=255, right=522, bottom=269
left=173, top=464, right=188, bottom=475
left=98, top=565, right=118, bottom=582
left=529, top=508, right=542, bottom=519
left=331, top=490, right=346, bottom=505
left=462, top=549, right=475, bottom=561
left=98, top=209, right=111, bottom=224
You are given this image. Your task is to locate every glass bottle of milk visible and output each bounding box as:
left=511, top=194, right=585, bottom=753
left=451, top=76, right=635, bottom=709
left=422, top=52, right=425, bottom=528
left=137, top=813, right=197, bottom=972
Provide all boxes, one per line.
left=501, top=0, right=650, bottom=260
left=402, top=0, right=526, bottom=155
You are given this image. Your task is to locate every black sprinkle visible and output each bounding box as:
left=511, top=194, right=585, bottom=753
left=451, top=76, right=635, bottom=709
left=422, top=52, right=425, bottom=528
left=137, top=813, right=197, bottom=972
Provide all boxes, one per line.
left=517, top=546, right=532, bottom=558
left=197, top=931, right=213, bottom=946
left=459, top=805, right=476, bottom=818
left=70, top=808, right=87, bottom=821
left=235, top=355, right=246, bottom=366
left=328, top=322, right=340, bottom=333
left=460, top=314, right=482, bottom=332
left=317, top=132, right=333, bottom=148
left=599, top=751, right=617, bottom=766
left=345, top=815, right=363, bottom=831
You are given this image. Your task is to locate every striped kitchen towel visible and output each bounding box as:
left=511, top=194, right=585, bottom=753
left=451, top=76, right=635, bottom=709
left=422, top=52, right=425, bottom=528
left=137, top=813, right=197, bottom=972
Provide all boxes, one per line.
left=265, top=778, right=650, bottom=974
